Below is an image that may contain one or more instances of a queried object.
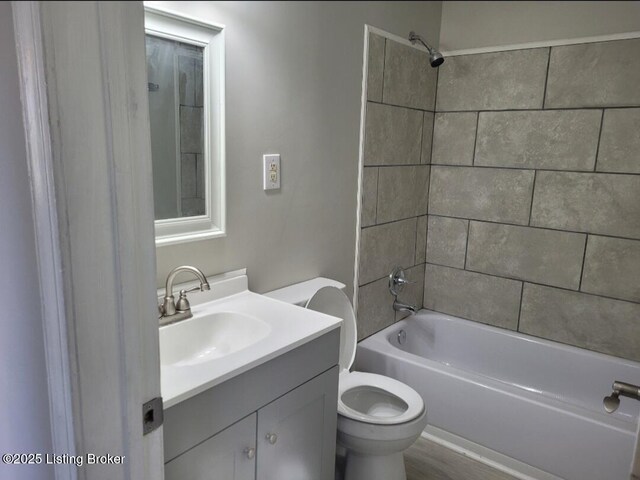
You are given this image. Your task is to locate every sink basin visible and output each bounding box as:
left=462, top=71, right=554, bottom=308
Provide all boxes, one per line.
left=160, top=311, right=271, bottom=367
left=158, top=272, right=342, bottom=408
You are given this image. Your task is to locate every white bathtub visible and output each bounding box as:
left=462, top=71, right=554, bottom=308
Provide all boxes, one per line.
left=355, top=310, right=640, bottom=480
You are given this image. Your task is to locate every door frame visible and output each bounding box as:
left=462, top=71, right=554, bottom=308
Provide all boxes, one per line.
left=12, top=1, right=163, bottom=479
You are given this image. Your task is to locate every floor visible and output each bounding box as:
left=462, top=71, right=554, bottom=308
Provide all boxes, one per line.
left=404, top=437, right=519, bottom=480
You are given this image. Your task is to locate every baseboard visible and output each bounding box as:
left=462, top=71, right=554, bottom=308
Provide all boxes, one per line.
left=421, top=426, right=563, bottom=480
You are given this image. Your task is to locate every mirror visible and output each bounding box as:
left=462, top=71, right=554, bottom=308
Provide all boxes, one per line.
left=144, top=7, right=225, bottom=246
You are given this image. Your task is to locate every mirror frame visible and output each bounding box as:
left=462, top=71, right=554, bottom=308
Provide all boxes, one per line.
left=144, top=6, right=226, bottom=246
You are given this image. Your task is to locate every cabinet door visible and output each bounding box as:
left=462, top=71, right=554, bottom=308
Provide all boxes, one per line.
left=257, top=366, right=338, bottom=480
left=165, top=413, right=256, bottom=480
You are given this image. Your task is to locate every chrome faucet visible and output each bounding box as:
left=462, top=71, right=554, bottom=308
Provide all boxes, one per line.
left=159, top=265, right=210, bottom=326
left=389, top=266, right=416, bottom=315
left=393, top=299, right=416, bottom=314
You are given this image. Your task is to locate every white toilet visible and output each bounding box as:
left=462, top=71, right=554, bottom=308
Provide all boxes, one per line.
left=306, top=286, right=427, bottom=480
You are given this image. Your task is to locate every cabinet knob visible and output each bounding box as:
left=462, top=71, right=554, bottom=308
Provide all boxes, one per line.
left=266, top=433, right=278, bottom=445
left=244, top=447, right=255, bottom=459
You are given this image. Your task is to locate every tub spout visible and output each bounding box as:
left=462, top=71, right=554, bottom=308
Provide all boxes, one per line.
left=603, top=381, right=640, bottom=413
left=393, top=299, right=416, bottom=315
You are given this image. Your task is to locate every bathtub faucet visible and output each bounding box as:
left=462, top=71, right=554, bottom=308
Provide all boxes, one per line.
left=603, top=381, right=640, bottom=413
left=389, top=266, right=416, bottom=316
left=393, top=299, right=416, bottom=314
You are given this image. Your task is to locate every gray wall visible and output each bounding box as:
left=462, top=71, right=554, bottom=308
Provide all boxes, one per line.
left=148, top=1, right=443, bottom=296
left=356, top=34, right=435, bottom=339
left=440, top=1, right=640, bottom=51
left=425, top=38, right=640, bottom=362
left=0, top=3, right=54, bottom=479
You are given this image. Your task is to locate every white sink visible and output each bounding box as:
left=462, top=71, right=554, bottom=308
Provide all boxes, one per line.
left=160, top=311, right=271, bottom=367
left=159, top=271, right=342, bottom=408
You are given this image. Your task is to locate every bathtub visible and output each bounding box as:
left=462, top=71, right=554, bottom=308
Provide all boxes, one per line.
left=355, top=310, right=640, bottom=480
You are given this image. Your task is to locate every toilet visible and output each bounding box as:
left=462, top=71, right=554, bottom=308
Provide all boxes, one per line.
left=306, top=286, right=427, bottom=480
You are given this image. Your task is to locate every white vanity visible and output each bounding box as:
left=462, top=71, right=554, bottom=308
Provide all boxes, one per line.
left=160, top=271, right=342, bottom=480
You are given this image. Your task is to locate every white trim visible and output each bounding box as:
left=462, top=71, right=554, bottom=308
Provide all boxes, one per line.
left=441, top=31, right=640, bottom=57
left=352, top=25, right=371, bottom=314
left=145, top=6, right=226, bottom=247
left=11, top=3, right=76, bottom=479
left=367, top=24, right=431, bottom=53
left=421, top=426, right=562, bottom=480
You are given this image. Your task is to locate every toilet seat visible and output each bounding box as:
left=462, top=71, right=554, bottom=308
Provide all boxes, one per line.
left=338, top=371, right=424, bottom=425
left=306, top=287, right=425, bottom=426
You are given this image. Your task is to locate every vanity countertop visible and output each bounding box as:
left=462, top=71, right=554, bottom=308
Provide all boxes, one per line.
left=160, top=272, right=341, bottom=408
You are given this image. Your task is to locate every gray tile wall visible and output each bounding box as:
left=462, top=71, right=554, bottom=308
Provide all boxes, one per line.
left=424, top=38, right=640, bottom=361
left=356, top=34, right=436, bottom=338
left=178, top=48, right=205, bottom=217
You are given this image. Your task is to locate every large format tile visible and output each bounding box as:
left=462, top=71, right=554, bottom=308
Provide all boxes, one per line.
left=426, top=216, right=468, bottom=268
left=597, top=108, right=640, bottom=174
left=359, top=218, right=417, bottom=284
left=432, top=112, right=477, bottom=166
left=424, top=264, right=521, bottom=330
left=466, top=222, right=586, bottom=289
left=356, top=276, right=396, bottom=340
left=361, top=167, right=378, bottom=227
left=180, top=154, right=197, bottom=198
left=364, top=102, right=423, bottom=166
left=415, top=216, right=428, bottom=265
left=429, top=166, right=535, bottom=225
left=581, top=236, right=640, bottom=303
left=376, top=166, right=430, bottom=223
left=178, top=55, right=196, bottom=106
left=421, top=112, right=434, bottom=164
left=475, top=110, right=601, bottom=171
left=531, top=172, right=640, bottom=239
left=436, top=48, right=549, bottom=111
left=180, top=106, right=203, bottom=154
left=367, top=33, right=385, bottom=102
left=520, top=284, right=640, bottom=361
left=383, top=40, right=436, bottom=110
left=545, top=38, right=640, bottom=108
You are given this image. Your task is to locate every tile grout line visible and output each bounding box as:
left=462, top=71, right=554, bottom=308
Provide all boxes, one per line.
left=541, top=46, right=552, bottom=109
left=373, top=167, right=380, bottom=225
left=516, top=282, right=525, bottom=332
left=432, top=105, right=640, bottom=114
left=527, top=170, right=537, bottom=226
left=593, top=109, right=606, bottom=172
left=366, top=212, right=640, bottom=243
left=380, top=38, right=387, bottom=104
left=424, top=260, right=640, bottom=306
left=367, top=98, right=437, bottom=114
left=578, top=235, right=589, bottom=291
left=471, top=111, right=480, bottom=166
left=428, top=162, right=640, bottom=176
left=463, top=220, right=471, bottom=269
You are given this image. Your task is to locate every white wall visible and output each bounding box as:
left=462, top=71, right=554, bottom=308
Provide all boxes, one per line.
left=148, top=1, right=442, bottom=296
left=440, top=1, right=640, bottom=51
left=0, top=3, right=54, bottom=479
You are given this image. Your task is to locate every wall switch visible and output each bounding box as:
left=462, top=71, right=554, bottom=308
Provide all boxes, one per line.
left=263, top=154, right=281, bottom=190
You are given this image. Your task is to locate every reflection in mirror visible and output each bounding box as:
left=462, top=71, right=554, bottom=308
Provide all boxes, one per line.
left=144, top=7, right=225, bottom=246
left=146, top=35, right=205, bottom=219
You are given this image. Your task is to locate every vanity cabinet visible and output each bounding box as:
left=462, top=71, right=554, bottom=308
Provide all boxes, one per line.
left=257, top=368, right=338, bottom=480
left=163, top=329, right=340, bottom=480
left=165, top=414, right=257, bottom=480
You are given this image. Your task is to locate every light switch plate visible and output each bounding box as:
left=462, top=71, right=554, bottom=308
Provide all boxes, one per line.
left=263, top=154, right=280, bottom=190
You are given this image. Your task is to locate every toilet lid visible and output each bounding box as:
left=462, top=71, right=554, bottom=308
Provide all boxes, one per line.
left=306, top=286, right=356, bottom=372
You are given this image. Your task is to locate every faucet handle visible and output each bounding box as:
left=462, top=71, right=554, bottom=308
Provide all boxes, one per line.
left=175, top=287, right=197, bottom=312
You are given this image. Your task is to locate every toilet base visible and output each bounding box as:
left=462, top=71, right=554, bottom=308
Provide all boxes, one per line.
left=344, top=451, right=406, bottom=480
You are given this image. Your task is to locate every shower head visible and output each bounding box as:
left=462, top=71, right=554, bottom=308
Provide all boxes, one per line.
left=408, top=31, right=444, bottom=67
